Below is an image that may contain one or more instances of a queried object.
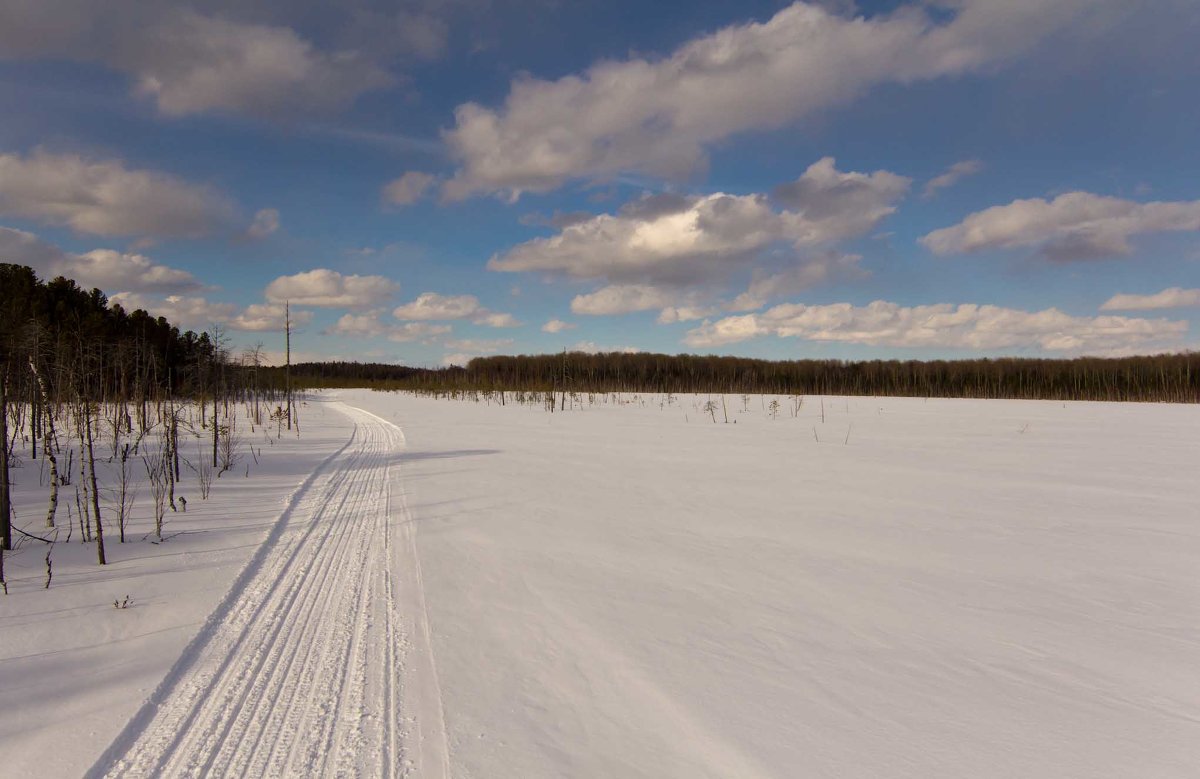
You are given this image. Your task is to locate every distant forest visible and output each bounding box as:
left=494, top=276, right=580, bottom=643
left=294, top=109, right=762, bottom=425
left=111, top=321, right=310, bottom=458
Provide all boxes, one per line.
left=0, top=264, right=284, bottom=403
left=280, top=351, right=1199, bottom=403
left=0, top=264, right=290, bottom=558
left=2, top=264, right=1195, bottom=403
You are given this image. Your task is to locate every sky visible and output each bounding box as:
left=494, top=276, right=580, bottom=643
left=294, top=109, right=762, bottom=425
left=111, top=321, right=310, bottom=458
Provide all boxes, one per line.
left=2, top=0, right=1199, bottom=367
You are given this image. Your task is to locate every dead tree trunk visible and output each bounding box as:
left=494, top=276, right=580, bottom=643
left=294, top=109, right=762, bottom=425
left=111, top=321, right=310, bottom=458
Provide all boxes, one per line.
left=285, top=301, right=292, bottom=431
left=212, top=392, right=219, bottom=469
left=29, top=356, right=58, bottom=528
left=0, top=376, right=11, bottom=552
left=83, top=401, right=106, bottom=565
left=171, top=405, right=180, bottom=482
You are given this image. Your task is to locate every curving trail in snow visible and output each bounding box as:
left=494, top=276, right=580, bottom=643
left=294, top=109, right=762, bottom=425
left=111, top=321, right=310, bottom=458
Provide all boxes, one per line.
left=89, top=402, right=448, bottom=779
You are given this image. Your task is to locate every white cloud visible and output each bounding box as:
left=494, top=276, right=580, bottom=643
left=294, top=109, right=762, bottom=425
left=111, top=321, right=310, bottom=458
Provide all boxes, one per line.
left=922, top=159, right=984, bottom=198
left=383, top=322, right=453, bottom=343
left=569, top=341, right=642, bottom=355
left=492, top=158, right=907, bottom=286
left=392, top=291, right=518, bottom=327
left=0, top=226, right=61, bottom=268
left=108, top=291, right=313, bottom=333
left=0, top=226, right=202, bottom=294
left=67, top=249, right=202, bottom=294
left=682, top=315, right=766, bottom=348
left=569, top=285, right=719, bottom=323
left=247, top=208, right=280, bottom=239
left=727, top=251, right=865, bottom=311
left=0, top=151, right=234, bottom=238
left=323, top=312, right=451, bottom=342
left=541, top=318, right=577, bottom=333
left=0, top=6, right=393, bottom=118
left=571, top=285, right=677, bottom=316
left=656, top=306, right=720, bottom=324
left=444, top=338, right=514, bottom=353
left=393, top=292, right=482, bottom=320
left=922, top=192, right=1200, bottom=260
left=442, top=353, right=474, bottom=367
left=1101, top=288, right=1200, bottom=311
left=138, top=12, right=391, bottom=117
left=473, top=312, right=520, bottom=328
left=498, top=160, right=900, bottom=323
left=383, top=172, right=436, bottom=206
left=442, top=0, right=1118, bottom=198
left=440, top=337, right=517, bottom=367
left=265, top=269, right=400, bottom=308
left=323, top=312, right=388, bottom=336
left=770, top=158, right=910, bottom=232
left=109, top=292, right=237, bottom=332
left=684, top=300, right=1187, bottom=355
left=230, top=302, right=313, bottom=332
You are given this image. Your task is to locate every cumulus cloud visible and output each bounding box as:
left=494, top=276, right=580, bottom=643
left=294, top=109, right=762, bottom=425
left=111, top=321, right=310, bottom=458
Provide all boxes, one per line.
left=922, top=159, right=984, bottom=198
left=770, top=157, right=910, bottom=228
left=541, top=318, right=577, bottom=333
left=230, top=302, right=313, bottom=332
left=922, top=192, right=1200, bottom=260
left=683, top=300, right=1187, bottom=355
left=324, top=311, right=451, bottom=342
left=492, top=158, right=907, bottom=286
left=136, top=12, right=391, bottom=117
left=440, top=337, right=516, bottom=367
left=322, top=312, right=387, bottom=337
left=0, top=226, right=61, bottom=268
left=265, top=268, right=400, bottom=308
left=247, top=208, right=280, bottom=239
left=393, top=292, right=482, bottom=320
left=727, top=251, right=866, bottom=311
left=0, top=4, right=393, bottom=118
left=0, top=151, right=235, bottom=238
left=497, top=159, right=901, bottom=322
left=392, top=292, right=518, bottom=327
left=0, top=226, right=203, bottom=294
left=109, top=292, right=237, bottom=332
left=568, top=284, right=717, bottom=322
left=444, top=338, right=513, bottom=353
left=569, top=342, right=642, bottom=355
left=441, top=353, right=474, bottom=367
left=442, top=0, right=1119, bottom=198
left=383, top=172, right=437, bottom=206
left=108, top=291, right=313, bottom=333
left=67, top=249, right=202, bottom=294
left=1101, top=288, right=1200, bottom=311
left=473, top=312, right=520, bottom=328
left=656, top=306, right=720, bottom=324
left=571, top=285, right=677, bottom=316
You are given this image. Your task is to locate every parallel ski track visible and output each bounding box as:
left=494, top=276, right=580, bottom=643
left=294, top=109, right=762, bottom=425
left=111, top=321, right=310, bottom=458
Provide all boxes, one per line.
left=91, top=402, right=447, bottom=778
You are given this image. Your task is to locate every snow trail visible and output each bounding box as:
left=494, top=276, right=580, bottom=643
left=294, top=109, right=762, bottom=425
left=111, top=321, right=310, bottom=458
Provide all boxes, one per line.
left=88, top=402, right=448, bottom=779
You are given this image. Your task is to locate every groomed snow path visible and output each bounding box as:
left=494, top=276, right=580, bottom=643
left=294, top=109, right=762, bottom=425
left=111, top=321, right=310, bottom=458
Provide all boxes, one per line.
left=89, top=402, right=449, bottom=779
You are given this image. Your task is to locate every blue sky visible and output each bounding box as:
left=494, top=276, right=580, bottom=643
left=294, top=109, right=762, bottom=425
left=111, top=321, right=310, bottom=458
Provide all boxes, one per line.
left=2, top=0, right=1199, bottom=366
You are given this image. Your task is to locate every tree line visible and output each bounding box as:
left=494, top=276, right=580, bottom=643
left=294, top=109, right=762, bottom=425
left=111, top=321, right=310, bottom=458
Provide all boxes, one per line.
left=280, top=351, right=1198, bottom=403
left=1, top=264, right=296, bottom=577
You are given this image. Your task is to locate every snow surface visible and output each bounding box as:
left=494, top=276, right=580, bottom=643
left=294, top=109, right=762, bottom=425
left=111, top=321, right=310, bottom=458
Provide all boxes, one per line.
left=2, top=391, right=1199, bottom=777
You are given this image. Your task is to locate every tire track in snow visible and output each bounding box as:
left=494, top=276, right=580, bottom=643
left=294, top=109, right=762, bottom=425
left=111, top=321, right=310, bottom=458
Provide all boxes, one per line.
left=350, top=405, right=451, bottom=779
left=89, top=403, right=449, bottom=778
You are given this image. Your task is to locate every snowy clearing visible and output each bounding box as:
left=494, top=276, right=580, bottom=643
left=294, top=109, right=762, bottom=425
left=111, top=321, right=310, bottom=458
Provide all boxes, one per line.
left=2, top=391, right=1199, bottom=777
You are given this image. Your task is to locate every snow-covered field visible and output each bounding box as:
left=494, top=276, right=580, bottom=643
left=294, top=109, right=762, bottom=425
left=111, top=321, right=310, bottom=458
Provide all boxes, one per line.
left=2, top=390, right=1199, bottom=777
